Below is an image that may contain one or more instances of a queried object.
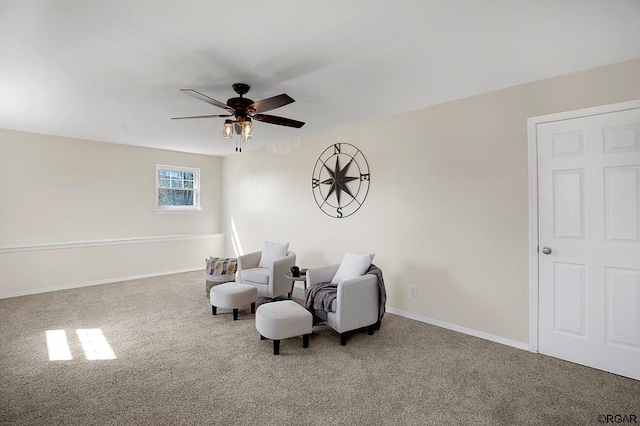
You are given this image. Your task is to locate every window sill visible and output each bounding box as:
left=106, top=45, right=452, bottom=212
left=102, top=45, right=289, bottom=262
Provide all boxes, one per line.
left=153, top=207, right=202, bottom=214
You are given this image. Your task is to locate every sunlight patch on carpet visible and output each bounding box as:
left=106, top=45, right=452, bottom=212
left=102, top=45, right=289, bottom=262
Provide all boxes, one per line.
left=76, top=328, right=116, bottom=360
left=46, top=330, right=73, bottom=361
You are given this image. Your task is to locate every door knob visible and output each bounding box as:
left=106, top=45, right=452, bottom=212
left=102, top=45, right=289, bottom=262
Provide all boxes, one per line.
left=542, top=246, right=552, bottom=255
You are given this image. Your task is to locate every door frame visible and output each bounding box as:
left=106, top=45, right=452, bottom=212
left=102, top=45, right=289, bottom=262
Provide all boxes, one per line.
left=527, top=98, right=640, bottom=353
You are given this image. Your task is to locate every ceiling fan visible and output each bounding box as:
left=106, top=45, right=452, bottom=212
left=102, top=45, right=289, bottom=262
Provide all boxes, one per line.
left=172, top=83, right=305, bottom=151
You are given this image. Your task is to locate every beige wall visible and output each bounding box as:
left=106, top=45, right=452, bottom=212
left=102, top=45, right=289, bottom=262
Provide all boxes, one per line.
left=3, top=58, right=639, bottom=340
left=222, top=58, right=640, bottom=345
left=0, top=129, right=224, bottom=297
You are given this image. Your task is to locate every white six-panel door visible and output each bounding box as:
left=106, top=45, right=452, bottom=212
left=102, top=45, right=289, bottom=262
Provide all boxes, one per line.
left=537, top=106, right=640, bottom=380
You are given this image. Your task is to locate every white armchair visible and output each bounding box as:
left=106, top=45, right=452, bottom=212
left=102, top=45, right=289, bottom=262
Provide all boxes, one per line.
left=306, top=263, right=380, bottom=346
left=236, top=249, right=296, bottom=299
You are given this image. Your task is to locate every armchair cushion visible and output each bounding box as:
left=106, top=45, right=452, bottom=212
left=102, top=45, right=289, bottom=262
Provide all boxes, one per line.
left=258, top=241, right=289, bottom=268
left=241, top=267, right=270, bottom=285
left=330, top=251, right=375, bottom=285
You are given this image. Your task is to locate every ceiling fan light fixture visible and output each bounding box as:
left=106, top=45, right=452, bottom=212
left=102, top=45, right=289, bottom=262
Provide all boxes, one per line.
left=223, top=120, right=233, bottom=138
left=241, top=120, right=252, bottom=141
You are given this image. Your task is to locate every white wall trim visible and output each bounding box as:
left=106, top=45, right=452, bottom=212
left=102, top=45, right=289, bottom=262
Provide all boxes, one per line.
left=153, top=207, right=202, bottom=214
left=386, top=307, right=530, bottom=352
left=0, top=233, right=223, bottom=254
left=0, top=267, right=203, bottom=299
left=526, top=98, right=640, bottom=354
left=527, top=113, right=541, bottom=354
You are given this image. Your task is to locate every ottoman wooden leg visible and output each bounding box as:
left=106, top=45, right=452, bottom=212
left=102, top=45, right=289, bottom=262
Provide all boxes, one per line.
left=212, top=306, right=217, bottom=315
left=340, top=333, right=347, bottom=346
left=303, top=334, right=310, bottom=348
left=273, top=340, right=280, bottom=355
left=250, top=302, right=256, bottom=314
left=233, top=308, right=239, bottom=320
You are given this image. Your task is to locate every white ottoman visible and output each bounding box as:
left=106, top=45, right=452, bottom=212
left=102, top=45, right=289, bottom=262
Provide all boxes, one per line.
left=255, top=300, right=313, bottom=355
left=209, top=282, right=257, bottom=320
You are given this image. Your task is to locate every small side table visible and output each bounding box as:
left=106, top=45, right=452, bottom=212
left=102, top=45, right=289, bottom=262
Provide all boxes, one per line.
left=285, top=272, right=308, bottom=294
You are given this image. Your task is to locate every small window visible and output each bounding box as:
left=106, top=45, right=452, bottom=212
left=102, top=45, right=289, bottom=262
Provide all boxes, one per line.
left=155, top=165, right=200, bottom=212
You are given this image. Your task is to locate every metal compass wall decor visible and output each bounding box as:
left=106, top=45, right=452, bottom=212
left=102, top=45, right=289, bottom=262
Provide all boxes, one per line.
left=311, top=143, right=370, bottom=218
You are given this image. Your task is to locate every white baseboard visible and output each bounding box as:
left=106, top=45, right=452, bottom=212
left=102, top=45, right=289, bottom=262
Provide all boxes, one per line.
left=386, top=307, right=531, bottom=352
left=0, top=267, right=203, bottom=299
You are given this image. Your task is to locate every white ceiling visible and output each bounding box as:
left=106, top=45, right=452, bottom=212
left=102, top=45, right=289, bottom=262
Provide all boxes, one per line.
left=1, top=1, right=640, bottom=157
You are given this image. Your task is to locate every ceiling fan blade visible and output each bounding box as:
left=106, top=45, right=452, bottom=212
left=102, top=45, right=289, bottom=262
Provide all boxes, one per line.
left=180, top=89, right=234, bottom=113
left=253, top=114, right=305, bottom=128
left=248, top=94, right=295, bottom=114
left=171, top=114, right=232, bottom=120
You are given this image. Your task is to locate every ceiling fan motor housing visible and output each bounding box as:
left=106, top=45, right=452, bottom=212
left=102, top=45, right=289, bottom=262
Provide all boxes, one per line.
left=227, top=97, right=254, bottom=119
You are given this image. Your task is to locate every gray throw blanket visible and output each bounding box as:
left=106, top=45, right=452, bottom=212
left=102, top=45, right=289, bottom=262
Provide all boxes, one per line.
left=304, top=264, right=387, bottom=324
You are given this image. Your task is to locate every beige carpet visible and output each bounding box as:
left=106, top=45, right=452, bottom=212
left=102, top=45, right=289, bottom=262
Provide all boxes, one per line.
left=0, top=271, right=638, bottom=425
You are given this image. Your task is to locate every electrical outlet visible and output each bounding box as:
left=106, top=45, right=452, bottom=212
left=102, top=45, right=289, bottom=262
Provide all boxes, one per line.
left=409, top=285, right=417, bottom=297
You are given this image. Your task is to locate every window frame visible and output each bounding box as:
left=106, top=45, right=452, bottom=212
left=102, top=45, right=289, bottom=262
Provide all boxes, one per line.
left=154, top=164, right=201, bottom=213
